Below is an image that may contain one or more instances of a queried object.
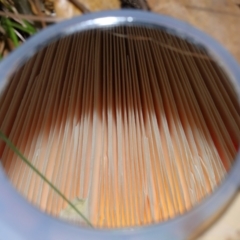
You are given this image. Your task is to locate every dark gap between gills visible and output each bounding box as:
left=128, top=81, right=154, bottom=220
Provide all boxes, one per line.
left=0, top=25, right=239, bottom=228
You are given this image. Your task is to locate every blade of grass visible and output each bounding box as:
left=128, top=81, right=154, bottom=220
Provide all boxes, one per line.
left=6, top=21, right=36, bottom=34
left=4, top=18, right=19, bottom=47
left=1, top=16, right=37, bottom=35
left=0, top=131, right=93, bottom=227
left=22, top=20, right=37, bottom=33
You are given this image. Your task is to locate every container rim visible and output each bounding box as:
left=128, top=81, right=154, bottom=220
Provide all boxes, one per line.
left=0, top=10, right=239, bottom=240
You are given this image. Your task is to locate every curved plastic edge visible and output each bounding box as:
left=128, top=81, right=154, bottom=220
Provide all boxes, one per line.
left=0, top=10, right=239, bottom=240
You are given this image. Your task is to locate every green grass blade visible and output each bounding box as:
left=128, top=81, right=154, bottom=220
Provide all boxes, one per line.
left=0, top=131, right=93, bottom=228
left=22, top=20, right=37, bottom=34
left=1, top=17, right=37, bottom=35
left=4, top=18, right=19, bottom=47
left=7, top=21, right=36, bottom=34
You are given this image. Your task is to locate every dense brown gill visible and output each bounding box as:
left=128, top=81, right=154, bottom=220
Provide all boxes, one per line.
left=0, top=26, right=239, bottom=228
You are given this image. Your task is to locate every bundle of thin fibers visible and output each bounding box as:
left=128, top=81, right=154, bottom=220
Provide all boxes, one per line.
left=0, top=26, right=239, bottom=228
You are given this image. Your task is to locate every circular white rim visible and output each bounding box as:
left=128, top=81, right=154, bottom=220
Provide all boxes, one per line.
left=0, top=10, right=239, bottom=240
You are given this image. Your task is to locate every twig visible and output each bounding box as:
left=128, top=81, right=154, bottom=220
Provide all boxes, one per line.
left=109, top=31, right=212, bottom=60
left=34, top=0, right=46, bottom=28
left=14, top=29, right=26, bottom=42
left=185, top=5, right=240, bottom=18
left=138, top=0, right=149, bottom=11
left=0, top=10, right=63, bottom=22
left=67, top=0, right=90, bottom=13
